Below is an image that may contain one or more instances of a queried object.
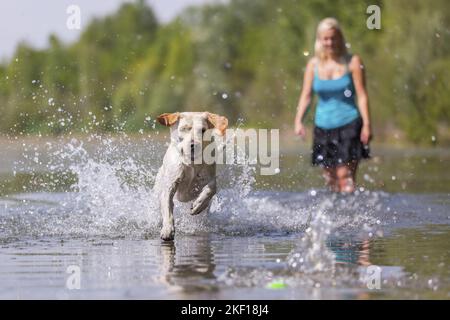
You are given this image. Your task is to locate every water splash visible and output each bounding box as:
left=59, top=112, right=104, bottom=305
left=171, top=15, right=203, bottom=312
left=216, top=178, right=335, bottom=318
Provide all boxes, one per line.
left=66, top=137, right=160, bottom=236
left=3, top=130, right=398, bottom=244
left=5, top=133, right=276, bottom=239
left=215, top=191, right=392, bottom=288
left=287, top=199, right=336, bottom=275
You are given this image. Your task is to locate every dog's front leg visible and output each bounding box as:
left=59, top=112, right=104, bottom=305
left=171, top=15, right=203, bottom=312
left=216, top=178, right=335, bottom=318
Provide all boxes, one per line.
left=191, top=180, right=216, bottom=215
left=160, top=171, right=183, bottom=241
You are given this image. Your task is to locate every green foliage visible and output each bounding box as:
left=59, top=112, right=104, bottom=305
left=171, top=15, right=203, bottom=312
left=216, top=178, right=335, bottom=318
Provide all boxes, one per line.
left=0, top=0, right=448, bottom=144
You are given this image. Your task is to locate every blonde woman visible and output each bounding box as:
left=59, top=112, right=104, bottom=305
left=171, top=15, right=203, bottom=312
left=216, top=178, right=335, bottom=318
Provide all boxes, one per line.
left=294, top=18, right=371, bottom=193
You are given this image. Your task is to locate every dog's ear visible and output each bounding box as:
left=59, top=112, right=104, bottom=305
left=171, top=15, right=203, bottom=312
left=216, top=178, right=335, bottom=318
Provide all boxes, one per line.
left=157, top=112, right=180, bottom=126
left=206, top=112, right=228, bottom=136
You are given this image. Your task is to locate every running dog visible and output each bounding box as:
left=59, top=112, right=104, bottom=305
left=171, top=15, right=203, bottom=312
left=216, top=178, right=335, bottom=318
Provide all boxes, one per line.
left=154, top=112, right=228, bottom=241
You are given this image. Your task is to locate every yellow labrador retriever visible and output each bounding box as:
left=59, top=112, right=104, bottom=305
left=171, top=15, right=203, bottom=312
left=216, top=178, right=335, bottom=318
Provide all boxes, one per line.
left=155, top=112, right=228, bottom=241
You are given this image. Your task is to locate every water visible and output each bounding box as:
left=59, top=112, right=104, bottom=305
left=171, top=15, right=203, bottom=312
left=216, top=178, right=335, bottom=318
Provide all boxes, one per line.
left=0, top=135, right=449, bottom=299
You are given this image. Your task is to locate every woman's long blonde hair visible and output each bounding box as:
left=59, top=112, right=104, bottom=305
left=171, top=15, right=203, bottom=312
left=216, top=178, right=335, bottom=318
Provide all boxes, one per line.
left=314, top=17, right=348, bottom=61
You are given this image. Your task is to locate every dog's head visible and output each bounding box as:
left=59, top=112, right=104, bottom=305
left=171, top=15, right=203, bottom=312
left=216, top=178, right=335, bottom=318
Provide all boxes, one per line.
left=157, top=112, right=228, bottom=164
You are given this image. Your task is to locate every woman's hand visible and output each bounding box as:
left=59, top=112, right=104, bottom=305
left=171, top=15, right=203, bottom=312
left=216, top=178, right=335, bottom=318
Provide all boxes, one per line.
left=360, top=124, right=371, bottom=145
left=295, top=121, right=306, bottom=137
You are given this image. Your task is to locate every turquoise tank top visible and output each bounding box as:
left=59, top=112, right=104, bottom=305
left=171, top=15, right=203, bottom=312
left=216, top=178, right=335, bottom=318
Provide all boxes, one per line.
left=312, top=62, right=360, bottom=129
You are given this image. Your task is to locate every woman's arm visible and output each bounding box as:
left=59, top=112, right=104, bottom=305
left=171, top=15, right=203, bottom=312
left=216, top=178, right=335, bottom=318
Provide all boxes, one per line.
left=351, top=54, right=372, bottom=145
left=294, top=58, right=315, bottom=136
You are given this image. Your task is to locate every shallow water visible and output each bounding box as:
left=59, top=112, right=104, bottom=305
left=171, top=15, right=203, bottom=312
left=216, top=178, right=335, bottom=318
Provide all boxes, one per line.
left=0, top=135, right=449, bottom=299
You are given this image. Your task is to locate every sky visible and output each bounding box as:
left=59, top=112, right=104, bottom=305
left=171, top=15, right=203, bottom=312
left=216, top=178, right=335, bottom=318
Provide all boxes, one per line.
left=0, top=0, right=222, bottom=61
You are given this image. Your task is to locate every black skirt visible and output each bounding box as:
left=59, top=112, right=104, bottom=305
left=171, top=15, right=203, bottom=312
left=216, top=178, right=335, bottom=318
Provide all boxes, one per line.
left=312, top=117, right=370, bottom=168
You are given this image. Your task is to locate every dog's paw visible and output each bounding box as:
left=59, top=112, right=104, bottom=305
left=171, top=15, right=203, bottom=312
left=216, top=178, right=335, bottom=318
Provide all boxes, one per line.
left=191, top=202, right=201, bottom=216
left=191, top=199, right=209, bottom=215
left=160, top=226, right=175, bottom=241
left=190, top=202, right=202, bottom=215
